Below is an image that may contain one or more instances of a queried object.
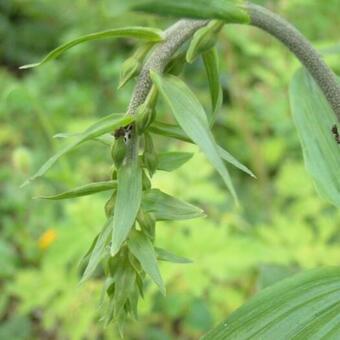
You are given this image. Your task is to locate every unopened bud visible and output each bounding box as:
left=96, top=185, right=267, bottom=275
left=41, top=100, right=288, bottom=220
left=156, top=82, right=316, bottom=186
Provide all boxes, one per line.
left=111, top=138, right=126, bottom=169
left=186, top=20, right=224, bottom=64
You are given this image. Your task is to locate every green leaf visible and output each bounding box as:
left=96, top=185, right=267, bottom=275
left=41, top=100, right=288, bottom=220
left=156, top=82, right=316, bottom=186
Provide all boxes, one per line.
left=80, top=219, right=112, bottom=284
left=110, top=158, right=143, bottom=256
left=130, top=0, right=250, bottom=24
left=35, top=180, right=117, bottom=200
left=289, top=68, right=340, bottom=207
left=150, top=121, right=255, bottom=178
left=203, top=267, right=340, bottom=339
left=157, top=152, right=194, bottom=172
left=216, top=145, right=256, bottom=178
left=22, top=113, right=133, bottom=187
left=149, top=121, right=254, bottom=178
left=155, top=247, right=192, bottom=264
left=142, top=189, right=205, bottom=221
left=150, top=71, right=238, bottom=203
left=20, top=27, right=165, bottom=69
left=128, top=230, right=165, bottom=295
left=150, top=121, right=191, bottom=142
left=202, top=48, right=223, bottom=123
left=54, top=132, right=115, bottom=146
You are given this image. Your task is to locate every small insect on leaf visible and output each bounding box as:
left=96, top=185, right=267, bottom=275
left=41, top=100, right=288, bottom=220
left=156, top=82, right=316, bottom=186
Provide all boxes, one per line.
left=289, top=68, right=340, bottom=207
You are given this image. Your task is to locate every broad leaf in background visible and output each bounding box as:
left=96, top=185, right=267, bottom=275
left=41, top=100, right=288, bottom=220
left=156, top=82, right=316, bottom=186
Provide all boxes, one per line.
left=202, top=48, right=223, bottom=124
left=150, top=121, right=255, bottom=177
left=157, top=152, right=194, bottom=172
left=22, top=114, right=133, bottom=187
left=142, top=189, right=205, bottom=221
left=129, top=0, right=250, bottom=24
left=290, top=68, right=340, bottom=207
left=35, top=181, right=117, bottom=200
left=20, top=27, right=165, bottom=69
left=203, top=267, right=340, bottom=339
left=128, top=231, right=165, bottom=295
left=151, top=71, right=238, bottom=203
left=80, top=219, right=112, bottom=283
left=156, top=247, right=192, bottom=264
left=110, top=158, right=142, bottom=256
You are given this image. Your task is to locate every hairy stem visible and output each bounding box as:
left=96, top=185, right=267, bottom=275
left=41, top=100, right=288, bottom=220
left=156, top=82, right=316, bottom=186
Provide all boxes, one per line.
left=125, top=19, right=208, bottom=160
left=244, top=2, right=340, bottom=122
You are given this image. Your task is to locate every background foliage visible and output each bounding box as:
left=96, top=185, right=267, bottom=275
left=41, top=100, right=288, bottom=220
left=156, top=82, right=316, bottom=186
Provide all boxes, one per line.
left=1, top=0, right=339, bottom=338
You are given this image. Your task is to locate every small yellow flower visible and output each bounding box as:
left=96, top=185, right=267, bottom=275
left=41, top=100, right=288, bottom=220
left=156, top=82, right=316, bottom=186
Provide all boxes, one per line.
left=38, top=229, right=57, bottom=250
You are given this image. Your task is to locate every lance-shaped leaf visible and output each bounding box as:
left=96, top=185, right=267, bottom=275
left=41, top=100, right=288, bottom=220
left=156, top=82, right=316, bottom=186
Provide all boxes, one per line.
left=22, top=113, right=133, bottom=187
left=35, top=180, right=117, bottom=200
left=128, top=230, right=165, bottom=295
left=202, top=48, right=223, bottom=123
left=155, top=247, right=192, bottom=264
left=130, top=0, right=250, bottom=24
left=80, top=218, right=112, bottom=284
left=150, top=121, right=255, bottom=178
left=110, top=158, right=142, bottom=256
left=142, top=189, right=205, bottom=221
left=20, top=27, right=165, bottom=69
left=157, top=152, right=194, bottom=172
left=203, top=267, right=340, bottom=339
left=151, top=71, right=238, bottom=203
left=54, top=131, right=115, bottom=146
left=290, top=68, right=340, bottom=207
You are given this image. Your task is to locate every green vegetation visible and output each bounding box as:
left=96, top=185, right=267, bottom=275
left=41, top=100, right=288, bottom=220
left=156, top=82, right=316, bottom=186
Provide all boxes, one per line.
left=1, top=0, right=339, bottom=339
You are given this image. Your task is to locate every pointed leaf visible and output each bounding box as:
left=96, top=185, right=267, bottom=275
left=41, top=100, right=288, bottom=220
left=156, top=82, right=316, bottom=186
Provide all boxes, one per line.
left=203, top=267, right=340, bottom=339
left=151, top=71, right=238, bottom=203
left=142, top=189, right=205, bottom=221
left=35, top=180, right=117, bottom=200
left=150, top=121, right=255, bottom=177
left=20, top=27, right=165, bottom=69
left=110, top=158, right=142, bottom=256
left=155, top=247, right=192, bottom=264
left=54, top=132, right=114, bottom=146
left=128, top=230, right=165, bottom=295
left=289, top=68, right=340, bottom=207
left=217, top=145, right=256, bottom=178
left=157, top=152, right=194, bottom=172
left=130, top=0, right=250, bottom=24
left=202, top=48, right=223, bottom=123
left=80, top=219, right=112, bottom=284
left=22, top=113, right=133, bottom=187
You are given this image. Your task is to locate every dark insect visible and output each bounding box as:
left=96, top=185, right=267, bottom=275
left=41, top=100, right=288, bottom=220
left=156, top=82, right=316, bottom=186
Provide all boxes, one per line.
left=114, top=125, right=133, bottom=144
left=331, top=124, right=340, bottom=144
left=114, top=127, right=125, bottom=139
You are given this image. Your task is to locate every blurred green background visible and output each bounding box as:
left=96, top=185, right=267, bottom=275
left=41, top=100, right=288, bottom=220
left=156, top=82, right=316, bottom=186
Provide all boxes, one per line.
left=1, top=0, right=339, bottom=339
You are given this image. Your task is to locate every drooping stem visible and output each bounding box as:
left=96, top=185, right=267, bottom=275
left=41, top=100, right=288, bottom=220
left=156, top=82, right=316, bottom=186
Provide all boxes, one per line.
left=244, top=2, right=340, bottom=122
left=125, top=19, right=208, bottom=160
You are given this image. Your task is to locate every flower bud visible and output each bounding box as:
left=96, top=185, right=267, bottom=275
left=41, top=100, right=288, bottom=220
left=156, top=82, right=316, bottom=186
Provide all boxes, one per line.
left=118, top=44, right=153, bottom=89
left=186, top=20, right=224, bottom=64
left=111, top=138, right=126, bottom=169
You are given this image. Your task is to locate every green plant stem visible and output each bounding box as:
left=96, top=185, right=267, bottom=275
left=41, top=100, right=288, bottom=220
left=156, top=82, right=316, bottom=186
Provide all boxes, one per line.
left=244, top=2, right=340, bottom=122
left=126, top=19, right=208, bottom=161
